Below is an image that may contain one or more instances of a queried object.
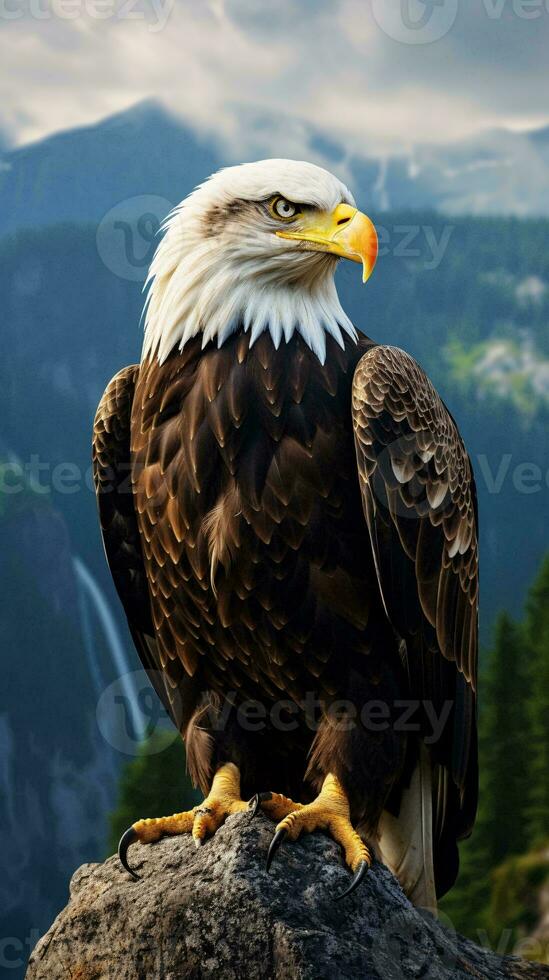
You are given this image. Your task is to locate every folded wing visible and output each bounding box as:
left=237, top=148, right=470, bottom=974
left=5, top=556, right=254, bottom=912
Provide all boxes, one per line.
left=92, top=365, right=198, bottom=734
left=352, top=344, right=478, bottom=899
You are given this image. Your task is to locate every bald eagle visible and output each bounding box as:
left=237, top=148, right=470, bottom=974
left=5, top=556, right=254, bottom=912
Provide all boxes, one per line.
left=93, top=159, right=478, bottom=907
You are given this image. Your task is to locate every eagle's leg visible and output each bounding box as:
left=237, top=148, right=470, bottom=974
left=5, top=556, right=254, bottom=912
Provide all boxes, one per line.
left=263, top=773, right=371, bottom=898
left=118, top=762, right=249, bottom=879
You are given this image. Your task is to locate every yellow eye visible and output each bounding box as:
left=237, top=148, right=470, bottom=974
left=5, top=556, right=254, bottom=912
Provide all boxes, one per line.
left=270, top=196, right=300, bottom=221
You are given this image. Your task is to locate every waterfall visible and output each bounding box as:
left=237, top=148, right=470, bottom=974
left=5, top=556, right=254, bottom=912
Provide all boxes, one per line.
left=72, top=557, right=146, bottom=742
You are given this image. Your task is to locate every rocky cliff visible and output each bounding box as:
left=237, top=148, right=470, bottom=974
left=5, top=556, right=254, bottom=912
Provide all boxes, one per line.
left=26, top=812, right=549, bottom=979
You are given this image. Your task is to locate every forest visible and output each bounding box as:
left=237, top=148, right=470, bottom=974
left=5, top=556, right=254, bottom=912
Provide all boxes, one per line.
left=442, top=555, right=549, bottom=960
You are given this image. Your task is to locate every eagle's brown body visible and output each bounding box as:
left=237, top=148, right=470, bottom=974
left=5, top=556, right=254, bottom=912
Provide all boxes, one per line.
left=94, top=329, right=478, bottom=900
left=134, top=331, right=379, bottom=706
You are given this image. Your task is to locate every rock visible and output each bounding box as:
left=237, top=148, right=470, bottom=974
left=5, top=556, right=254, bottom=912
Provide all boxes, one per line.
left=26, top=812, right=549, bottom=980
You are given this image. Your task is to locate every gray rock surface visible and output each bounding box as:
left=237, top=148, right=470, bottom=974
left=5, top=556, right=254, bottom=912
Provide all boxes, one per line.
left=26, top=812, right=549, bottom=979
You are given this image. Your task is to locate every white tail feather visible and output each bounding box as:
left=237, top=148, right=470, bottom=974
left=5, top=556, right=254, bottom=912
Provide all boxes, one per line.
left=375, top=745, right=437, bottom=913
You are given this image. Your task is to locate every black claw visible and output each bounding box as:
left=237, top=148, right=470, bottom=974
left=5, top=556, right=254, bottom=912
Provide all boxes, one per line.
left=266, top=828, right=287, bottom=872
left=336, top=860, right=369, bottom=900
left=249, top=792, right=272, bottom=819
left=118, top=827, right=140, bottom=881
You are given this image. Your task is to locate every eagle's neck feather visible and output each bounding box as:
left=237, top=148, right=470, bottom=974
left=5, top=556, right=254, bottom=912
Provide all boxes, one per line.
left=141, top=239, right=358, bottom=366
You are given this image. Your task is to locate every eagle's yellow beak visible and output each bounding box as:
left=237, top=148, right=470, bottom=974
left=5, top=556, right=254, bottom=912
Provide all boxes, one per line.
left=276, top=203, right=378, bottom=283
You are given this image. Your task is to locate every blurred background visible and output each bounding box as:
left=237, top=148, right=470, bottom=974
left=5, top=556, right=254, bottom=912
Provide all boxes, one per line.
left=1, top=1, right=549, bottom=975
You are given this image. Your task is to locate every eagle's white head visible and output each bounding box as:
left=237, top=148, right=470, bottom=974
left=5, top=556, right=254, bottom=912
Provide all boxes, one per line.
left=142, top=159, right=378, bottom=365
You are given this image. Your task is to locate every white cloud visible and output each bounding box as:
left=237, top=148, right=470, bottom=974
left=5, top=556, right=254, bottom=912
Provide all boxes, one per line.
left=1, top=0, right=548, bottom=153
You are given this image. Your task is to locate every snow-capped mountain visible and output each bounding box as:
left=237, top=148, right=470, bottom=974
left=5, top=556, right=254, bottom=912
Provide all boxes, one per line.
left=1, top=101, right=549, bottom=240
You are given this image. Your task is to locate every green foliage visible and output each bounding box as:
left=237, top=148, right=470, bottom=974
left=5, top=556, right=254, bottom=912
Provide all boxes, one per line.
left=440, top=612, right=531, bottom=936
left=440, top=831, right=491, bottom=936
left=524, top=556, right=549, bottom=845
left=443, top=558, right=549, bottom=953
left=486, top=846, right=549, bottom=960
left=444, top=335, right=549, bottom=419
left=444, top=337, right=486, bottom=391
left=108, top=730, right=201, bottom=856
left=480, top=613, right=532, bottom=866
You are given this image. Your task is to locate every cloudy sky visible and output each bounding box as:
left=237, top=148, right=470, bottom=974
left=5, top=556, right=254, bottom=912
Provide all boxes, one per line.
left=2, top=0, right=549, bottom=153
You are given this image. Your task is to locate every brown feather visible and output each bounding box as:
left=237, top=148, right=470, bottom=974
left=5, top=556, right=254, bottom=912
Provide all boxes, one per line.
left=94, top=331, right=477, bottom=903
left=352, top=344, right=479, bottom=869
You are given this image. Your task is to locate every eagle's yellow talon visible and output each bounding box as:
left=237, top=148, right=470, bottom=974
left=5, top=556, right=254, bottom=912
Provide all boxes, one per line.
left=118, top=762, right=249, bottom=877
left=266, top=773, right=371, bottom=883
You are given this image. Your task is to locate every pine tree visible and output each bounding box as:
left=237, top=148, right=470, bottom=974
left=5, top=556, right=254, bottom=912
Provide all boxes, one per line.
left=480, top=612, right=531, bottom=867
left=441, top=611, right=531, bottom=936
left=524, top=555, right=549, bottom=846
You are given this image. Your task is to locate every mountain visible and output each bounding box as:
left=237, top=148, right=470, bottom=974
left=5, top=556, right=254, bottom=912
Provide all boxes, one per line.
left=0, top=101, right=221, bottom=237
left=352, top=126, right=549, bottom=216
left=2, top=101, right=549, bottom=236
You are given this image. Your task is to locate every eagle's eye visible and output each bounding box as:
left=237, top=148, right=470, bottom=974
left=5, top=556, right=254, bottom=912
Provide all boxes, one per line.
left=269, top=196, right=300, bottom=221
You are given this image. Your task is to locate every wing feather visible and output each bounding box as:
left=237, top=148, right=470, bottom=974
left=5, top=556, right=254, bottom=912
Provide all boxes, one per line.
left=92, top=365, right=198, bottom=732
left=352, top=345, right=478, bottom=893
